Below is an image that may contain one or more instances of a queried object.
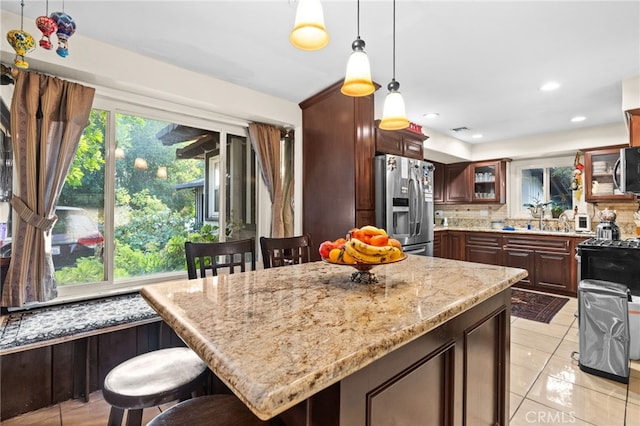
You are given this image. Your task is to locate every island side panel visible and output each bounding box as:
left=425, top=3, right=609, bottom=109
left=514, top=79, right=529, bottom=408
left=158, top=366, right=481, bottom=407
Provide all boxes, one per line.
left=340, top=289, right=511, bottom=426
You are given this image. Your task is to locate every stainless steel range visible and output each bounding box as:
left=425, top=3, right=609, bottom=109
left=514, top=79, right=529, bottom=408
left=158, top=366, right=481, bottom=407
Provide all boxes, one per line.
left=577, top=237, right=640, bottom=297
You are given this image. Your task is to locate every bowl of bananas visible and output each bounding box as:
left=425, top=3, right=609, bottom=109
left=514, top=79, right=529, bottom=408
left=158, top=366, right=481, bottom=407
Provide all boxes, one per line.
left=320, top=225, right=405, bottom=283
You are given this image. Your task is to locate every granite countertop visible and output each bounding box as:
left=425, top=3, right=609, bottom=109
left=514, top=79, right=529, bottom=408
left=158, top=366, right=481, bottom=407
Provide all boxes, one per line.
left=435, top=225, right=595, bottom=238
left=141, top=255, right=527, bottom=420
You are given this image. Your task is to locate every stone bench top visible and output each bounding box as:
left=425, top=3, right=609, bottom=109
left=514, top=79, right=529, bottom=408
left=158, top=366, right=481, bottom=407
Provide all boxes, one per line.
left=0, top=293, right=160, bottom=355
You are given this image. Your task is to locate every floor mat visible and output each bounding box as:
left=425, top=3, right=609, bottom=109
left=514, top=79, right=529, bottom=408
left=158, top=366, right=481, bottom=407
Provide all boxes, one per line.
left=511, top=288, right=569, bottom=323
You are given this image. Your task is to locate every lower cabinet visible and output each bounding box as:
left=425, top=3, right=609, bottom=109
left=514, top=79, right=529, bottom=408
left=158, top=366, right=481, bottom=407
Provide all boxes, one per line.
left=436, top=230, right=580, bottom=296
left=339, top=290, right=510, bottom=426
left=502, top=235, right=576, bottom=296
left=448, top=231, right=466, bottom=260
left=465, top=233, right=502, bottom=265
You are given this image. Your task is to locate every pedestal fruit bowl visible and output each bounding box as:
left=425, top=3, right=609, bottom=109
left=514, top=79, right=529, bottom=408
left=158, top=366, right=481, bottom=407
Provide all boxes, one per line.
left=320, top=225, right=406, bottom=284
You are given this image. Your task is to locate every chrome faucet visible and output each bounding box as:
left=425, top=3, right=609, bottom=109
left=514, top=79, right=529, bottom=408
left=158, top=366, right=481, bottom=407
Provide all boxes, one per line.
left=558, top=213, right=570, bottom=232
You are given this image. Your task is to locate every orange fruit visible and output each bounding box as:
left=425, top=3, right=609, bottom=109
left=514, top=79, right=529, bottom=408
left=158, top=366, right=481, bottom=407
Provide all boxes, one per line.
left=370, top=234, right=389, bottom=247
left=388, top=238, right=402, bottom=249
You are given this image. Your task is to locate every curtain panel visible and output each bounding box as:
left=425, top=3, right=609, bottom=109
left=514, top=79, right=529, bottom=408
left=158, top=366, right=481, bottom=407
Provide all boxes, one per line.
left=2, top=70, right=95, bottom=307
left=248, top=122, right=293, bottom=238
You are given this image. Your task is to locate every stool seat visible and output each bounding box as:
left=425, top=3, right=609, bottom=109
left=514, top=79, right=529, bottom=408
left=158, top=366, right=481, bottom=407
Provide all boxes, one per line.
left=147, top=394, right=269, bottom=426
left=103, top=347, right=208, bottom=425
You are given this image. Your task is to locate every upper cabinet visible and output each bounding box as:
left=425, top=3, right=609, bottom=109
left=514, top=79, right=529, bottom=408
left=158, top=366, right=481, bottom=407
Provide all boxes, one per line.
left=469, top=160, right=507, bottom=204
left=444, top=162, right=471, bottom=203
left=374, top=121, right=428, bottom=160
left=432, top=160, right=508, bottom=205
left=583, top=145, right=635, bottom=202
left=628, top=109, right=640, bottom=147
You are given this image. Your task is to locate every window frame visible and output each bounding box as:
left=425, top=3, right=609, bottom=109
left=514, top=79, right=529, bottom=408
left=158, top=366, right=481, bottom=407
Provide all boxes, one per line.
left=508, top=155, right=575, bottom=219
left=52, top=93, right=255, bottom=303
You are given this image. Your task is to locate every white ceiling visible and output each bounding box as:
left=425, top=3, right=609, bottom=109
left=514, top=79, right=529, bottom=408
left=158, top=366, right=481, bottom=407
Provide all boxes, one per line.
left=1, top=1, right=639, bottom=144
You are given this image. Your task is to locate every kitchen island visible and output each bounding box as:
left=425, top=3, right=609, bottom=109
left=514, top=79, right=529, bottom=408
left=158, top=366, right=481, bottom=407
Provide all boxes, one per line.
left=141, top=255, right=527, bottom=425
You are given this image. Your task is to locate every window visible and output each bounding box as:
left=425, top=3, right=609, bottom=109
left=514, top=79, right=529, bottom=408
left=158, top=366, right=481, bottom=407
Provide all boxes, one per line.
left=510, top=156, right=574, bottom=218
left=43, top=99, right=256, bottom=298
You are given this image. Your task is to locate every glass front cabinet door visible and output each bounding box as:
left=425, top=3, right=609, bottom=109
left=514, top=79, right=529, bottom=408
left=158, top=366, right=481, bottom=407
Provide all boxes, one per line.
left=470, top=160, right=506, bottom=203
left=584, top=146, right=635, bottom=202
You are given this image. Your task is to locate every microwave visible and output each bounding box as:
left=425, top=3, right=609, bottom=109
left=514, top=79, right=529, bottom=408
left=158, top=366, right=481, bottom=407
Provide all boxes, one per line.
left=616, top=147, right=640, bottom=195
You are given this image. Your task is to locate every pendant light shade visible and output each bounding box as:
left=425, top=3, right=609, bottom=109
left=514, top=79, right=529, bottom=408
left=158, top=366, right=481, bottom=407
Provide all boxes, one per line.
left=379, top=0, right=409, bottom=130
left=290, top=0, right=329, bottom=51
left=379, top=80, right=409, bottom=130
left=341, top=0, right=374, bottom=97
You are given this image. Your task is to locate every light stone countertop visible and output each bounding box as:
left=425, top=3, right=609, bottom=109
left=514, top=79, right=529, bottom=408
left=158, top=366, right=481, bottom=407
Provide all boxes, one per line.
left=140, top=255, right=527, bottom=420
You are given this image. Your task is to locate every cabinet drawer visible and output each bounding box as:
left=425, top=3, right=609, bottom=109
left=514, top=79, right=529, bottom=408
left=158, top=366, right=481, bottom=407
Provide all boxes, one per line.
left=503, top=236, right=570, bottom=252
left=466, top=233, right=502, bottom=247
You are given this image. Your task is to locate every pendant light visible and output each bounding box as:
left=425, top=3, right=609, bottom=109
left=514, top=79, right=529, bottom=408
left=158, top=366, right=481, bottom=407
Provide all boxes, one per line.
left=379, top=0, right=409, bottom=130
left=290, top=0, right=329, bottom=51
left=341, top=0, right=375, bottom=97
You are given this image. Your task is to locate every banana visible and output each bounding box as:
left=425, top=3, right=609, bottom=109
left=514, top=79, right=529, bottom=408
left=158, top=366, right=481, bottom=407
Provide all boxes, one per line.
left=359, top=225, right=387, bottom=236
left=349, top=237, right=396, bottom=257
left=345, top=241, right=390, bottom=263
left=389, top=247, right=403, bottom=260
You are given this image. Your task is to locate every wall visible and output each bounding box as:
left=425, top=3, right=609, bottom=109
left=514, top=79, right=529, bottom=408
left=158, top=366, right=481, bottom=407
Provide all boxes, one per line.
left=1, top=10, right=304, bottom=236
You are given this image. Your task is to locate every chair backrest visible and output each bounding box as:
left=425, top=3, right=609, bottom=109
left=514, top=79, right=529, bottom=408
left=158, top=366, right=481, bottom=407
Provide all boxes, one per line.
left=185, top=238, right=256, bottom=279
left=259, top=234, right=312, bottom=269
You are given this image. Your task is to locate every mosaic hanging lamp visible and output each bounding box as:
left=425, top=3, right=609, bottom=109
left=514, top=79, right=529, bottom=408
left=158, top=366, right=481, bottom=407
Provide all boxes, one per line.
left=36, top=0, right=57, bottom=50
left=51, top=1, right=76, bottom=58
left=6, top=0, right=36, bottom=68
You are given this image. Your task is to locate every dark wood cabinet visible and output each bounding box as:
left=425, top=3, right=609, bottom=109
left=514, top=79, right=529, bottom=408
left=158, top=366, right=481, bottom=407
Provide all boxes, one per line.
left=300, top=81, right=377, bottom=260
left=435, top=160, right=508, bottom=205
left=628, top=108, right=640, bottom=147
left=469, top=160, right=507, bottom=204
left=375, top=121, right=428, bottom=160
left=502, top=247, right=534, bottom=287
left=444, top=163, right=471, bottom=204
left=447, top=231, right=466, bottom=260
left=465, top=233, right=502, bottom=265
left=433, top=231, right=447, bottom=258
left=432, top=161, right=445, bottom=204
left=340, top=290, right=510, bottom=426
left=583, top=145, right=635, bottom=202
left=502, top=234, right=576, bottom=296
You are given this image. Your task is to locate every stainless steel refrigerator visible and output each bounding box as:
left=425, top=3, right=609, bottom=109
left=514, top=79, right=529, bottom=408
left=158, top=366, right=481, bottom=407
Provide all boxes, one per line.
left=375, top=154, right=434, bottom=256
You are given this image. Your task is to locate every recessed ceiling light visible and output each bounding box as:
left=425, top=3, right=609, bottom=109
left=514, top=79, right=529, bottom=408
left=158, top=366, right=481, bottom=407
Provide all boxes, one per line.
left=571, top=116, right=586, bottom=122
left=423, top=113, right=439, bottom=119
left=539, top=81, right=561, bottom=91
left=472, top=134, right=483, bottom=139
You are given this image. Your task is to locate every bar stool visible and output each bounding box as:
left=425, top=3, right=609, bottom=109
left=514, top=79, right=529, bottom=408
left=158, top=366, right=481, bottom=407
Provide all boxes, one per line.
left=259, top=234, right=311, bottom=269
left=146, top=394, right=269, bottom=425
left=103, top=347, right=209, bottom=426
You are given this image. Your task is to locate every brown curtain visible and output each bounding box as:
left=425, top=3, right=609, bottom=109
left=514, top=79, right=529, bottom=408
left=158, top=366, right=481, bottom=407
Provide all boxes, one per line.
left=2, top=70, right=95, bottom=307
left=248, top=122, right=290, bottom=238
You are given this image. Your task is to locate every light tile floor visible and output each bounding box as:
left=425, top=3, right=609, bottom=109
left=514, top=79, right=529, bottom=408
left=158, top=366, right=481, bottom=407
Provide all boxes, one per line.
left=2, top=293, right=639, bottom=425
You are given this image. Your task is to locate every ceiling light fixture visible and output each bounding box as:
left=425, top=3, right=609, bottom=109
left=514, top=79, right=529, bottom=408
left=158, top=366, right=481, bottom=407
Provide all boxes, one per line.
left=571, top=116, right=586, bottom=122
left=341, top=0, right=375, bottom=97
left=472, top=134, right=483, bottom=139
left=539, top=81, right=560, bottom=91
left=379, top=0, right=409, bottom=130
left=290, top=0, right=329, bottom=51
left=423, top=113, right=439, bottom=119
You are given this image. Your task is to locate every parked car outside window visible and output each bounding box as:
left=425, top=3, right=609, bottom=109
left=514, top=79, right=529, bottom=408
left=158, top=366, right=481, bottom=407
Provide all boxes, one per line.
left=0, top=206, right=104, bottom=270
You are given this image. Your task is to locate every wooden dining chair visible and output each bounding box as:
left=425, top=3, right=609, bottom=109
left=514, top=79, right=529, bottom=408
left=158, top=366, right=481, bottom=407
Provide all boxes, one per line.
left=259, top=234, right=312, bottom=269
left=185, top=238, right=256, bottom=278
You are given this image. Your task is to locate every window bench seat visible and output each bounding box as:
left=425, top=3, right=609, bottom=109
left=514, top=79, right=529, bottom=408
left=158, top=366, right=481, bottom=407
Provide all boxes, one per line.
left=0, top=292, right=160, bottom=355
left=0, top=293, right=177, bottom=421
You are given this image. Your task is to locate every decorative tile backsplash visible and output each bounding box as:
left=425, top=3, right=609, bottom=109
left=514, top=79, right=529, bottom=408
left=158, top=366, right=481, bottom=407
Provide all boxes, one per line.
left=435, top=200, right=640, bottom=240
